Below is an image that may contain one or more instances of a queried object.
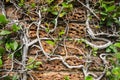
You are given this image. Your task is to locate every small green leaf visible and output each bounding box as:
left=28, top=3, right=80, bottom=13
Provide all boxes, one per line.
left=0, top=47, right=5, bottom=55
left=85, top=76, right=93, bottom=80
left=0, top=30, right=11, bottom=35
left=0, top=58, right=3, bottom=67
left=26, top=64, right=34, bottom=69
left=107, top=5, right=115, bottom=12
left=45, top=28, right=50, bottom=32
left=12, top=24, right=20, bottom=32
left=106, top=45, right=118, bottom=53
left=62, top=2, right=73, bottom=9
left=112, top=67, right=120, bottom=75
left=0, top=14, right=8, bottom=24
left=59, top=12, right=67, bottom=17
left=46, top=0, right=54, bottom=4
left=106, top=71, right=111, bottom=76
left=64, top=76, right=70, bottom=80
left=18, top=3, right=24, bottom=7
left=20, top=0, right=24, bottom=4
left=10, top=41, right=18, bottom=51
left=0, top=40, right=3, bottom=45
left=46, top=40, right=55, bottom=45
left=114, top=53, right=120, bottom=59
left=31, top=3, right=36, bottom=8
left=114, top=43, right=120, bottom=48
left=35, top=62, right=42, bottom=66
left=106, top=48, right=111, bottom=52
left=93, top=48, right=98, bottom=51
left=5, top=43, right=11, bottom=50
left=100, top=12, right=107, bottom=16
left=62, top=2, right=69, bottom=8
left=12, top=75, right=18, bottom=80
left=51, top=11, right=58, bottom=15
left=28, top=57, right=34, bottom=63
left=59, top=30, right=65, bottom=36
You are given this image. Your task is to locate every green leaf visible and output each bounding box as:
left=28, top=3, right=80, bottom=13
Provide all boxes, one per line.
left=41, top=7, right=48, bottom=12
left=0, top=30, right=11, bottom=35
left=0, top=14, right=8, bottom=24
left=45, top=28, right=50, bottom=32
left=106, top=71, right=111, bottom=76
left=12, top=24, right=20, bottom=32
left=20, top=0, right=24, bottom=4
left=100, top=12, right=107, bottom=16
left=18, top=3, right=24, bottom=7
left=10, top=41, right=18, bottom=51
left=93, top=48, right=98, bottom=51
left=0, top=58, right=3, bottom=67
left=59, top=12, right=67, bottom=17
left=85, top=76, right=93, bottom=80
left=107, top=5, right=115, bottom=12
left=114, top=43, right=120, bottom=48
left=0, top=47, right=5, bottom=55
left=112, top=67, right=120, bottom=75
left=12, top=75, right=18, bottom=80
left=106, top=45, right=118, bottom=53
left=0, top=40, right=3, bottom=45
left=101, top=3, right=107, bottom=9
left=5, top=43, right=11, bottom=50
left=59, top=30, right=65, bottom=36
left=64, top=76, right=70, bottom=80
left=46, top=0, right=54, bottom=4
left=31, top=3, right=36, bottom=8
left=62, top=2, right=73, bottom=9
left=46, top=40, right=55, bottom=45
left=35, top=62, right=42, bottom=66
left=51, top=11, right=58, bottom=15
left=114, top=53, right=120, bottom=59
left=62, top=2, right=69, bottom=8
left=106, top=48, right=111, bottom=52
left=26, top=64, right=34, bottom=69
left=28, top=57, right=34, bottom=63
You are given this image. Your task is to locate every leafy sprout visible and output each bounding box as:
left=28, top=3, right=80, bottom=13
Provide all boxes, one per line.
left=85, top=75, right=93, bottom=80
left=43, top=1, right=73, bottom=17
left=98, top=0, right=120, bottom=27
left=0, top=14, right=8, bottom=26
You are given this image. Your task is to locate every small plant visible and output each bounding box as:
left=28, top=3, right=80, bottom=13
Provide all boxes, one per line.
left=18, top=0, right=24, bottom=7
left=31, top=3, right=36, bottom=8
left=46, top=0, right=54, bottom=4
left=43, top=0, right=73, bottom=17
left=59, top=30, right=65, bottom=37
left=26, top=57, right=42, bottom=70
left=64, top=76, right=70, bottom=80
left=0, top=14, right=21, bottom=67
left=106, top=42, right=120, bottom=53
left=85, top=75, right=93, bottom=80
left=0, top=14, right=8, bottom=27
left=92, top=48, right=98, bottom=56
left=105, top=42, right=120, bottom=80
left=46, top=40, right=55, bottom=46
left=12, top=74, right=19, bottom=80
left=98, top=0, right=120, bottom=27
